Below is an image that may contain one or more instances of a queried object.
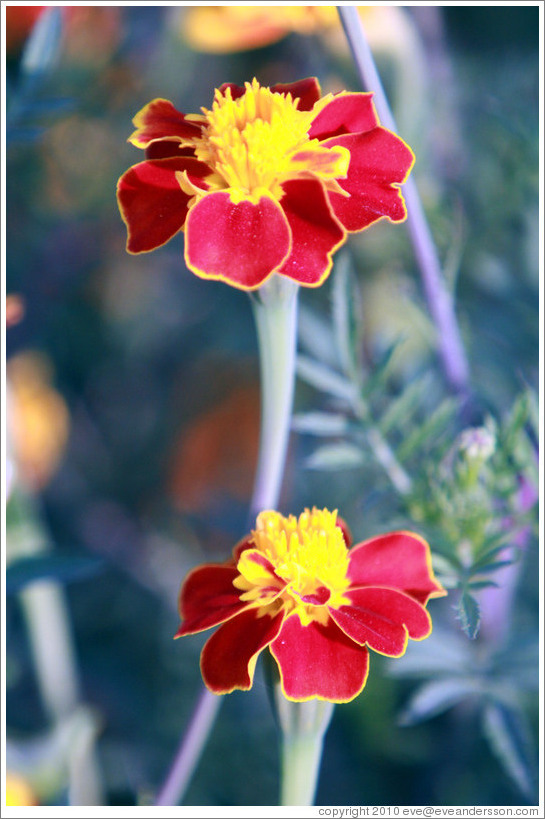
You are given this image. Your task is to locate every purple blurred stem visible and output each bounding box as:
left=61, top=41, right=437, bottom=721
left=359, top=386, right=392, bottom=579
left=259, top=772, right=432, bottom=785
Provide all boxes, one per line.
left=338, top=6, right=470, bottom=394
left=478, top=475, right=538, bottom=645
left=155, top=687, right=219, bottom=805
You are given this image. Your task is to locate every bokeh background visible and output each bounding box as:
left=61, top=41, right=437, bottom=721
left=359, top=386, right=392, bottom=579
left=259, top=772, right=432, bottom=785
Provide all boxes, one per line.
left=5, top=4, right=540, bottom=808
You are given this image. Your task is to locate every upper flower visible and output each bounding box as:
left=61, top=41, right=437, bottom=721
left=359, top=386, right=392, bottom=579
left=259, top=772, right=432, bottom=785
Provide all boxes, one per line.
left=117, top=77, right=414, bottom=290
left=181, top=6, right=339, bottom=54
left=176, top=508, right=446, bottom=702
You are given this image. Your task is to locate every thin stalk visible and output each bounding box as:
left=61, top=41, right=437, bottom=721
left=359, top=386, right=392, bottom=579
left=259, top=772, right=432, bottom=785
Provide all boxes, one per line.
left=338, top=6, right=470, bottom=395
left=155, top=277, right=300, bottom=806
left=365, top=425, right=412, bottom=496
left=8, top=490, right=103, bottom=805
left=154, top=686, right=220, bottom=806
left=350, top=395, right=412, bottom=496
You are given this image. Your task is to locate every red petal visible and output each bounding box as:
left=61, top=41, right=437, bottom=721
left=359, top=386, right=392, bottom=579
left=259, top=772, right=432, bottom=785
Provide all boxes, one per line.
left=176, top=564, right=246, bottom=636
left=146, top=142, right=197, bottom=161
left=200, top=608, right=285, bottom=694
left=218, top=78, right=321, bottom=111
left=230, top=534, right=254, bottom=564
left=129, top=98, right=202, bottom=148
left=117, top=157, right=209, bottom=253
left=324, top=129, right=415, bottom=232
left=185, top=192, right=291, bottom=290
left=309, top=92, right=378, bottom=140
left=271, top=77, right=322, bottom=111
left=330, top=587, right=432, bottom=657
left=216, top=82, right=247, bottom=101
left=337, top=515, right=352, bottom=549
left=347, top=531, right=445, bottom=604
left=277, top=179, right=345, bottom=286
left=270, top=615, right=369, bottom=702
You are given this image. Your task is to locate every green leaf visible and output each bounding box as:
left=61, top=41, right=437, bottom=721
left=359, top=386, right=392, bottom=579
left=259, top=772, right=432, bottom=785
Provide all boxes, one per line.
left=388, top=628, right=473, bottom=679
left=399, top=678, right=482, bottom=725
left=291, top=412, right=350, bottom=436
left=471, top=559, right=515, bottom=576
left=431, top=552, right=461, bottom=576
left=297, top=306, right=338, bottom=367
left=304, top=442, right=365, bottom=471
left=296, top=355, right=358, bottom=404
left=331, top=254, right=362, bottom=380
left=6, top=554, right=105, bottom=594
left=396, top=398, right=459, bottom=462
left=482, top=702, right=538, bottom=801
left=468, top=580, right=499, bottom=590
left=456, top=590, right=481, bottom=639
left=378, top=373, right=434, bottom=436
left=471, top=540, right=512, bottom=571
left=360, top=340, right=403, bottom=401
left=501, top=393, right=530, bottom=455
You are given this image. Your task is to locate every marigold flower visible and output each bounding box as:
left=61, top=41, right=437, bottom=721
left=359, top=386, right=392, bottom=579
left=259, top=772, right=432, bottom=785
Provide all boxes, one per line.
left=181, top=6, right=339, bottom=54
left=176, top=508, right=446, bottom=702
left=117, top=77, right=414, bottom=290
left=5, top=772, right=38, bottom=807
left=7, top=352, right=69, bottom=491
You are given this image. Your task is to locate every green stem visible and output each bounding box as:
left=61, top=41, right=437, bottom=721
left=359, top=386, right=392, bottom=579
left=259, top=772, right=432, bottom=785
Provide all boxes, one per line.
left=281, top=728, right=328, bottom=806
left=253, top=279, right=335, bottom=806
left=249, top=276, right=300, bottom=517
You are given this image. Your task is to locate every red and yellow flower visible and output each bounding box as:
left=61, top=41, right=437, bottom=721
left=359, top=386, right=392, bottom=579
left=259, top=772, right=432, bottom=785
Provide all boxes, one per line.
left=117, top=77, right=414, bottom=290
left=176, top=508, right=446, bottom=702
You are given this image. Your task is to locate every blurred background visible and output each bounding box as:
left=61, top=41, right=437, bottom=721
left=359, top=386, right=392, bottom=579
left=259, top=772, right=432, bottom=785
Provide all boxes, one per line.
left=4, top=4, right=540, bottom=808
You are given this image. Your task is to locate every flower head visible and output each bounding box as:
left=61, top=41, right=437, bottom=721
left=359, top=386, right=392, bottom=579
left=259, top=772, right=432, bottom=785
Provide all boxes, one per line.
left=181, top=6, right=339, bottom=54
left=117, top=77, right=414, bottom=290
left=458, top=426, right=496, bottom=462
left=5, top=772, right=38, bottom=807
left=176, top=508, right=446, bottom=702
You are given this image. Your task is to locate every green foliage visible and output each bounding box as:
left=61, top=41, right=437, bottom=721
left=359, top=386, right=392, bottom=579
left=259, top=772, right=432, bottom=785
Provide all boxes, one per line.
left=456, top=590, right=481, bottom=640
left=482, top=701, right=538, bottom=802
left=296, top=259, right=537, bottom=642
left=391, top=626, right=539, bottom=802
left=294, top=250, right=538, bottom=801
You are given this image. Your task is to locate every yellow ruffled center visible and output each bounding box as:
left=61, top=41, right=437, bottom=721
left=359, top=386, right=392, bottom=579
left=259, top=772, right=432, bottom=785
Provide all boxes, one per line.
left=181, top=78, right=350, bottom=205
left=233, top=508, right=351, bottom=626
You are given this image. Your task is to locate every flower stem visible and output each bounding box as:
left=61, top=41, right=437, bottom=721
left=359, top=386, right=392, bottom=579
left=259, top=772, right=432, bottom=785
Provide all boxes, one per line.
left=338, top=5, right=470, bottom=395
left=264, top=651, right=335, bottom=806
left=155, top=277, right=300, bottom=805
left=280, top=722, right=330, bottom=806
left=249, top=276, right=299, bottom=517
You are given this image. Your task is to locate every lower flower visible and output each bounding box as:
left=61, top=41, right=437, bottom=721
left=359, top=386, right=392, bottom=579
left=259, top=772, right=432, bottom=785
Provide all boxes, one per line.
left=176, top=508, right=446, bottom=702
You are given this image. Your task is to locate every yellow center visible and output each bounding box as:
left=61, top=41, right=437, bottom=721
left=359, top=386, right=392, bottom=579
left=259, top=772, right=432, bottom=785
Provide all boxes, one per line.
left=180, top=79, right=350, bottom=205
left=233, top=508, right=351, bottom=626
